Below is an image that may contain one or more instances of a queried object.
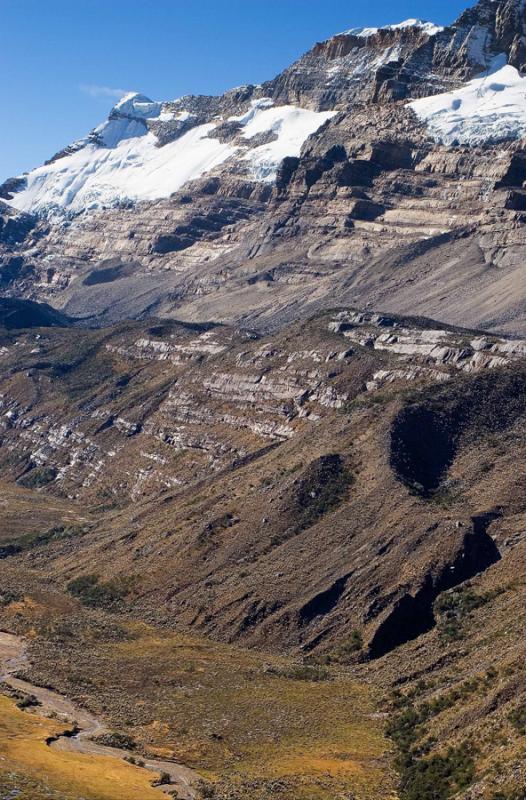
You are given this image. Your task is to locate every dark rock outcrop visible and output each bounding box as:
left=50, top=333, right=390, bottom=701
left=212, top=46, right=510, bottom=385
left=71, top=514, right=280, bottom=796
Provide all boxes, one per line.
left=368, top=523, right=501, bottom=658
left=0, top=298, right=72, bottom=329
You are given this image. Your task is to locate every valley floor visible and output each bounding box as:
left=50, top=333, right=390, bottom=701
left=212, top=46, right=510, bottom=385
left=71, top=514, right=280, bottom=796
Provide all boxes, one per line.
left=0, top=309, right=524, bottom=800
left=0, top=578, right=395, bottom=800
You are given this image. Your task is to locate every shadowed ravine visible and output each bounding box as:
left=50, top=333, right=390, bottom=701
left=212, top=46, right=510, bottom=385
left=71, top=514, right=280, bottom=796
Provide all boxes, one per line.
left=0, top=631, right=199, bottom=799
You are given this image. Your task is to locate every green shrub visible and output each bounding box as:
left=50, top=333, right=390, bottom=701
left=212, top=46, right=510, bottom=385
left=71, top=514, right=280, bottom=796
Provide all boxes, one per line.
left=265, top=664, right=332, bottom=682
left=439, top=619, right=464, bottom=642
left=337, top=630, right=363, bottom=656
left=387, top=689, right=479, bottom=799
left=0, top=525, right=88, bottom=561
left=124, top=755, right=145, bottom=767
left=317, top=630, right=364, bottom=665
left=435, top=588, right=502, bottom=641
left=196, top=781, right=217, bottom=799
left=153, top=771, right=172, bottom=786
left=16, top=694, right=40, bottom=710
left=436, top=589, right=500, bottom=617
left=94, top=731, right=137, bottom=750
left=508, top=705, right=526, bottom=735
left=0, top=589, right=23, bottom=606
left=67, top=573, right=136, bottom=609
left=0, top=544, right=23, bottom=560
left=399, top=743, right=476, bottom=800
left=387, top=707, right=422, bottom=752
left=291, top=454, right=352, bottom=534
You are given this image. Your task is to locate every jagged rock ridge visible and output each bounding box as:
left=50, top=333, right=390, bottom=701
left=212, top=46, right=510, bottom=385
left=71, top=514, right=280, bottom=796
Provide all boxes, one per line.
left=2, top=0, right=526, bottom=336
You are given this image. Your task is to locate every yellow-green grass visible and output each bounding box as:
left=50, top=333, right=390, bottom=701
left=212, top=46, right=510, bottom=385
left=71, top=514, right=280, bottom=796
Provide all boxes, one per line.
left=0, top=481, right=88, bottom=543
left=0, top=694, right=163, bottom=800
left=32, top=622, right=395, bottom=800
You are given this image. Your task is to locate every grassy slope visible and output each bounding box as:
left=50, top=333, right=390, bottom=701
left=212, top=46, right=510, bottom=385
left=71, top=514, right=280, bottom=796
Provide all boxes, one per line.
left=0, top=591, right=395, bottom=800
left=0, top=695, right=164, bottom=800
left=0, top=482, right=88, bottom=543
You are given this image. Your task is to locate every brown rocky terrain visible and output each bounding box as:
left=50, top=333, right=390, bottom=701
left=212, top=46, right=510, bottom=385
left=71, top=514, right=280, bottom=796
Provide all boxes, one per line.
left=1, top=1, right=526, bottom=799
left=0, top=305, right=524, bottom=799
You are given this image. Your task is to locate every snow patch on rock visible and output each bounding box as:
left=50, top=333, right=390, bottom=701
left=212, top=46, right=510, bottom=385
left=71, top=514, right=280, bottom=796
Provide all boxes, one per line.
left=7, top=96, right=334, bottom=215
left=409, top=56, right=526, bottom=145
left=238, top=103, right=336, bottom=182
left=343, top=19, right=443, bottom=38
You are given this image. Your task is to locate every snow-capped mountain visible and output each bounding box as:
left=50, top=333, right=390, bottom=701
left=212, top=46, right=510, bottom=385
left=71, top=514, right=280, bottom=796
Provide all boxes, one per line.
left=5, top=0, right=526, bottom=218
left=342, top=19, right=444, bottom=38
left=6, top=92, right=333, bottom=215
left=2, top=0, right=526, bottom=336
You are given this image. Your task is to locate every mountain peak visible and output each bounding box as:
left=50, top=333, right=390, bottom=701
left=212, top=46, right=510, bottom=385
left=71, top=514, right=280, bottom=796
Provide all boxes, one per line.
left=4, top=0, right=526, bottom=218
left=342, top=18, right=444, bottom=39
left=111, top=92, right=162, bottom=120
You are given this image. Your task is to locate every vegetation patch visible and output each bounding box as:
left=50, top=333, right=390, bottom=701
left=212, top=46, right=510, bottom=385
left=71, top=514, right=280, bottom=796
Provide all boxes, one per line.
left=386, top=672, right=500, bottom=800
left=67, top=573, right=137, bottom=609
left=435, top=587, right=503, bottom=641
left=92, top=731, right=137, bottom=750
left=387, top=701, right=476, bottom=800
left=16, top=693, right=41, bottom=710
left=330, top=631, right=364, bottom=662
left=283, top=454, right=352, bottom=538
left=197, top=513, right=238, bottom=547
left=18, top=466, right=57, bottom=489
left=0, top=525, right=88, bottom=560
left=151, top=771, right=171, bottom=787
left=396, top=742, right=476, bottom=800
left=0, top=588, right=23, bottom=606
left=309, top=631, right=364, bottom=665
left=508, top=705, right=526, bottom=736
left=263, top=663, right=332, bottom=682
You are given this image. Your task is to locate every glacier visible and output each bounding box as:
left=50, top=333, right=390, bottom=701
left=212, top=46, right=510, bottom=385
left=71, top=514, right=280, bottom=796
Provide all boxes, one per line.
left=6, top=94, right=334, bottom=216
left=409, top=56, right=526, bottom=145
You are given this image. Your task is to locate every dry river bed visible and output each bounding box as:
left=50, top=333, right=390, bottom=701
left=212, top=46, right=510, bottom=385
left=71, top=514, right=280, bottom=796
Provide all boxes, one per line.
left=0, top=631, right=200, bottom=799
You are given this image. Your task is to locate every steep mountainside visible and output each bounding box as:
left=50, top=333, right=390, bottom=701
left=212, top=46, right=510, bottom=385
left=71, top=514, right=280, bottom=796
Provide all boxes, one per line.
left=1, top=3, right=526, bottom=800
left=0, top=307, right=525, bottom=799
left=2, top=0, right=526, bottom=333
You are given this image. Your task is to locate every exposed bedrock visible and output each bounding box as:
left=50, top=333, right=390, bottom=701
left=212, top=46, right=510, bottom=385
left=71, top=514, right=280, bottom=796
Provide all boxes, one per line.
left=368, top=521, right=501, bottom=659
left=390, top=368, right=526, bottom=496
left=0, top=202, right=36, bottom=246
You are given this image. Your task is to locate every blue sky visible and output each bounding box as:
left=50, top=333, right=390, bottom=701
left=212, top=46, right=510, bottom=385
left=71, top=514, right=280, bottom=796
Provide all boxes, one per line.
left=2, top=0, right=472, bottom=183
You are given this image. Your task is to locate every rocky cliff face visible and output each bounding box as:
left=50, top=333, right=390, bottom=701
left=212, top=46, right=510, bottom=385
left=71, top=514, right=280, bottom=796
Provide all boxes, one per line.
left=2, top=0, right=526, bottom=336
left=1, top=7, right=526, bottom=796
left=273, top=0, right=526, bottom=107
